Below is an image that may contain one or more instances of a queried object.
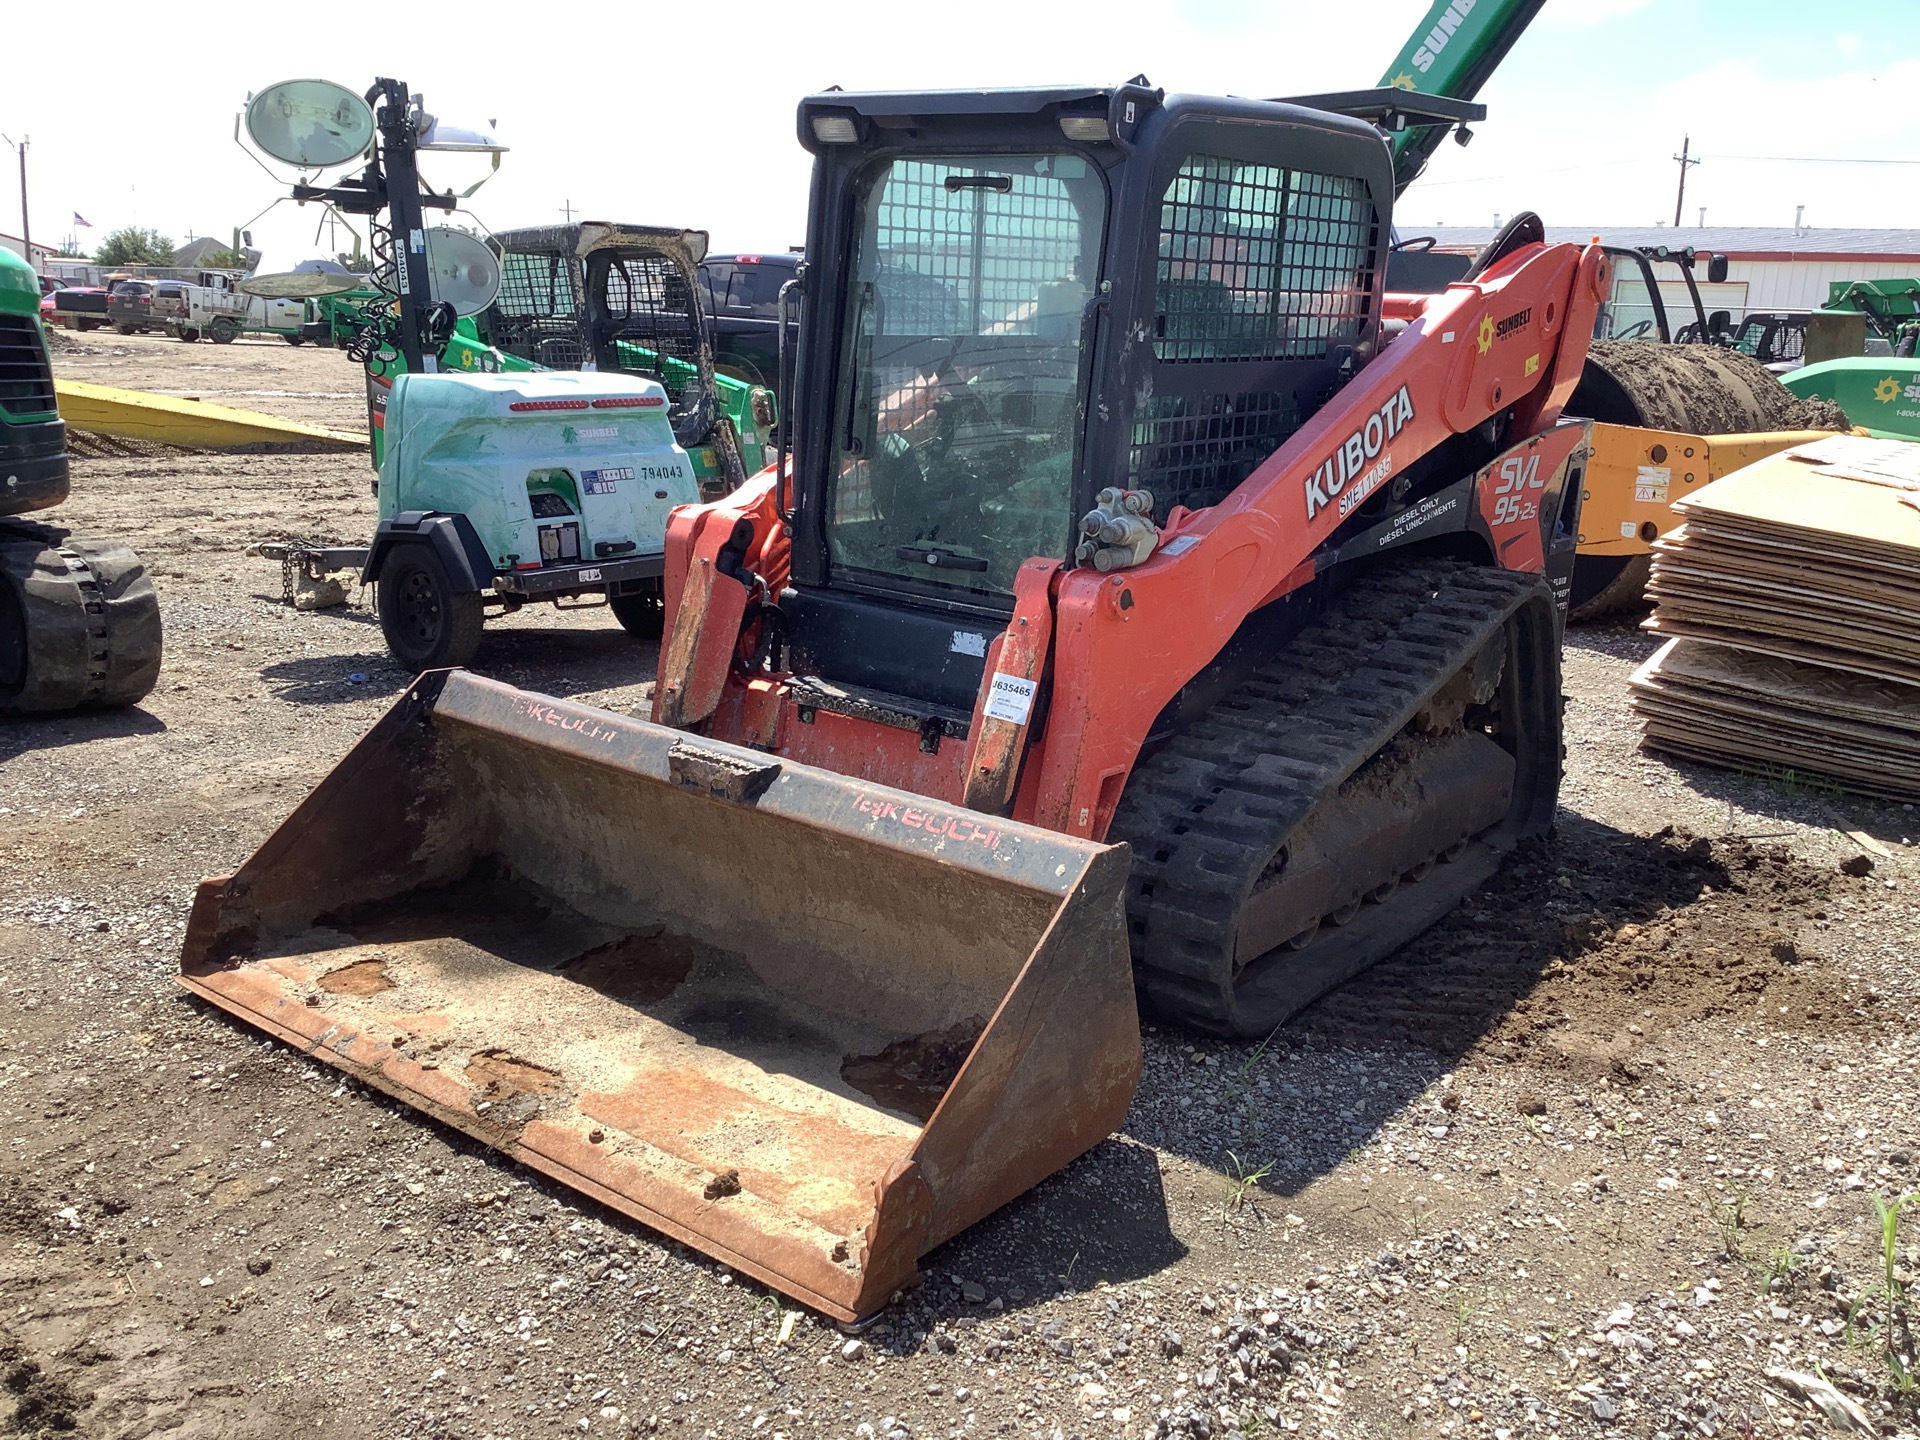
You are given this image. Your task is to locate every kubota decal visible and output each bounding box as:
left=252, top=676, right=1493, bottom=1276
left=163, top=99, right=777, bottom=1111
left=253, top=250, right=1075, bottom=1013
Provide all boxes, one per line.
left=1305, top=386, right=1415, bottom=521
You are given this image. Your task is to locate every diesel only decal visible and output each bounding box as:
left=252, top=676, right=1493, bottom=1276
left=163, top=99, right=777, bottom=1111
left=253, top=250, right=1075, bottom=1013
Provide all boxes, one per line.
left=1305, top=385, right=1415, bottom=521
left=1374, top=493, right=1460, bottom=548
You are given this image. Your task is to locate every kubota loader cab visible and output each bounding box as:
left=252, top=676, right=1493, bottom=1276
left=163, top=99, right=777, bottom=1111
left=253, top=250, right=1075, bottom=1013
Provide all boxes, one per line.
left=654, top=83, right=1594, bottom=1035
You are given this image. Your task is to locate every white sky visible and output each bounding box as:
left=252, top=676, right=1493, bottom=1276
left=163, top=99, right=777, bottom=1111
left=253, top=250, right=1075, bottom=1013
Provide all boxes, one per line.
left=7, top=0, right=1920, bottom=263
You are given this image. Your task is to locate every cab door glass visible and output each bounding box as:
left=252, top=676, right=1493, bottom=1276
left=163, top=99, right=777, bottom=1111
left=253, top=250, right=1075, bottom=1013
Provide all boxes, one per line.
left=827, top=153, right=1106, bottom=599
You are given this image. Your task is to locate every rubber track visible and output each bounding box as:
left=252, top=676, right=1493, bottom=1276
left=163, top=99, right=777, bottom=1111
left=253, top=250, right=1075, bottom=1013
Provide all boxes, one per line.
left=0, top=522, right=162, bottom=713
left=1109, top=558, right=1547, bottom=1035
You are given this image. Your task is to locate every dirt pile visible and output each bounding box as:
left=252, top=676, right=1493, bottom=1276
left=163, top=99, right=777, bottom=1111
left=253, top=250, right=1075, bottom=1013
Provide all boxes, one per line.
left=1577, top=340, right=1852, bottom=433
left=1302, top=826, right=1885, bottom=1064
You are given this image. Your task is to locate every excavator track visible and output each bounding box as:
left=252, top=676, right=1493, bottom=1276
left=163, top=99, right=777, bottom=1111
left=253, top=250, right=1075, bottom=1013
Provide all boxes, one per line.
left=0, top=521, right=163, bottom=714
left=1110, top=559, right=1562, bottom=1037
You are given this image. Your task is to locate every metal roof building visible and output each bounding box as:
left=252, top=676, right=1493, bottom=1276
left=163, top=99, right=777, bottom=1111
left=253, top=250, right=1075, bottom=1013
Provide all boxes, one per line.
left=1415, top=226, right=1920, bottom=315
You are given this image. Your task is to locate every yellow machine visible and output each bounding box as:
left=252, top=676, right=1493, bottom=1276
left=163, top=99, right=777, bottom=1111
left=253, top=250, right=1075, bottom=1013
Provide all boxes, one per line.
left=1564, top=341, right=1850, bottom=616
left=1574, top=426, right=1834, bottom=615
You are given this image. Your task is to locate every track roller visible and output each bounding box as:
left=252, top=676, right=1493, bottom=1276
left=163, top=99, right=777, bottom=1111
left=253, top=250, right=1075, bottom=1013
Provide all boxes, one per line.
left=1112, top=560, right=1563, bottom=1037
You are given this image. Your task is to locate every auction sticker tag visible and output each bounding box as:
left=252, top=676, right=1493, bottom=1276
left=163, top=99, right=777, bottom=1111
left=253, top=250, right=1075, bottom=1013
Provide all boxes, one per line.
left=983, top=672, right=1037, bottom=725
left=583, top=467, right=633, bottom=495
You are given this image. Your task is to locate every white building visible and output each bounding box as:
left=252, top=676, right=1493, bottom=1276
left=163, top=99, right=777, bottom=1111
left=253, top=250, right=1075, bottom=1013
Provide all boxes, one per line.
left=1419, top=226, right=1920, bottom=320
left=0, top=231, right=55, bottom=270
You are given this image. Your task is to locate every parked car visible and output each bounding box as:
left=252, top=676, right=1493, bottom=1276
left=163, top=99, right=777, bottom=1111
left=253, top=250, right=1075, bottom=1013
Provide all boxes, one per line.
left=37, top=275, right=66, bottom=297
left=698, top=252, right=799, bottom=387
left=108, top=280, right=162, bottom=335
left=48, top=286, right=108, bottom=331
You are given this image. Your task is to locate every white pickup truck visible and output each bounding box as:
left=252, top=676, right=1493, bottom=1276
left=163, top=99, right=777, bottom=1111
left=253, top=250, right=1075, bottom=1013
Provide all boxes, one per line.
left=153, top=274, right=312, bottom=344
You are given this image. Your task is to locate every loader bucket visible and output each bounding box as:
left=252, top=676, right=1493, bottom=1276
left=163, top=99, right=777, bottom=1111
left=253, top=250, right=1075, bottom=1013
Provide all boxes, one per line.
left=179, top=671, right=1138, bottom=1321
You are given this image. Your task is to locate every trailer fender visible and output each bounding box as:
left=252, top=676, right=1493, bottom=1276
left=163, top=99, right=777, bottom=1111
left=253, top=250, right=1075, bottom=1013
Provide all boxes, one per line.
left=363, top=513, right=496, bottom=594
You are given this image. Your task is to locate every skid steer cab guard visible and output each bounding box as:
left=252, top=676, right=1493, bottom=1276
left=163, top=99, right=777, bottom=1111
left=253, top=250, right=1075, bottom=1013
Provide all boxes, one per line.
left=179, top=671, right=1138, bottom=1321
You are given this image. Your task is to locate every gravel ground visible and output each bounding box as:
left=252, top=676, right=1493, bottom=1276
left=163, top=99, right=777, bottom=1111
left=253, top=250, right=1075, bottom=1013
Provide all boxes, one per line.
left=1, top=338, right=1916, bottom=1440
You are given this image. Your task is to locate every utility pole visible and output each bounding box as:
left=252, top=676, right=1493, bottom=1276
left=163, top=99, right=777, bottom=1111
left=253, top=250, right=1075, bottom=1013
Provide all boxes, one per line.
left=559, top=198, right=575, bottom=222
left=0, top=134, right=27, bottom=262
left=1672, top=135, right=1699, bottom=230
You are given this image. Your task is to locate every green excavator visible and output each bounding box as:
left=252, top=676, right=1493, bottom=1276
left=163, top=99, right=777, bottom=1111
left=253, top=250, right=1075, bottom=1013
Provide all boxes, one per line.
left=0, top=245, right=162, bottom=714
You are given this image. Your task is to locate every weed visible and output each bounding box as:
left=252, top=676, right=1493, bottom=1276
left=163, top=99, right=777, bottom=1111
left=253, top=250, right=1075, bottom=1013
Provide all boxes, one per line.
left=1758, top=1243, right=1803, bottom=1294
left=1876, top=1192, right=1915, bottom=1300
left=1224, top=1153, right=1273, bottom=1220
left=1451, top=1293, right=1480, bottom=1346
left=1235, top=1036, right=1273, bottom=1085
left=1403, top=1196, right=1440, bottom=1241
left=1844, top=1293, right=1874, bottom=1351
left=1871, top=1191, right=1919, bottom=1395
left=1741, top=763, right=1845, bottom=802
left=1709, top=1189, right=1751, bottom=1260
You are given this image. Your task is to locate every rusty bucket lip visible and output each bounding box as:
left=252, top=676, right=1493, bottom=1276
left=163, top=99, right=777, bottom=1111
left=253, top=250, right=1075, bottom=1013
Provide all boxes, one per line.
left=176, top=959, right=885, bottom=1318
left=179, top=669, right=1141, bottom=1323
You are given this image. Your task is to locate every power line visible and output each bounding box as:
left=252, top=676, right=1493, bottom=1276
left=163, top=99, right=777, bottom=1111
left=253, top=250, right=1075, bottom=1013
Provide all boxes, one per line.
left=1713, top=154, right=1920, bottom=166
left=1415, top=157, right=1649, bottom=188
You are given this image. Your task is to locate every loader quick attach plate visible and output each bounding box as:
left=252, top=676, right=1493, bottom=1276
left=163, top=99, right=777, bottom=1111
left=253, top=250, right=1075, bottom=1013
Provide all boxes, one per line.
left=178, top=671, right=1138, bottom=1321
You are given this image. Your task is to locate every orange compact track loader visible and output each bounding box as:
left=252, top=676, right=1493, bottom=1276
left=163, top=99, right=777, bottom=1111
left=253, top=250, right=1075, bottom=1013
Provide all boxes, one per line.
left=185, top=82, right=1656, bottom=1320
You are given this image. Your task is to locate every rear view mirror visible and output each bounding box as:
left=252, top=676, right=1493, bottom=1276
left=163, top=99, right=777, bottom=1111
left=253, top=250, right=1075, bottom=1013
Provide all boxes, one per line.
left=1707, top=254, right=1729, bottom=284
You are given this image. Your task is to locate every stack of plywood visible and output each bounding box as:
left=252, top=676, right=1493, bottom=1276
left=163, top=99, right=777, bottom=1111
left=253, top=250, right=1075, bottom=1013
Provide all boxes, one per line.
left=1629, top=434, right=1920, bottom=801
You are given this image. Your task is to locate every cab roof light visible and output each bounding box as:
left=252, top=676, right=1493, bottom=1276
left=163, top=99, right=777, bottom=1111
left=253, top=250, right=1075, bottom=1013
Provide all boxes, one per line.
left=508, top=398, right=592, bottom=412
left=811, top=114, right=860, bottom=144
left=1059, top=114, right=1111, bottom=142
left=590, top=396, right=664, bottom=409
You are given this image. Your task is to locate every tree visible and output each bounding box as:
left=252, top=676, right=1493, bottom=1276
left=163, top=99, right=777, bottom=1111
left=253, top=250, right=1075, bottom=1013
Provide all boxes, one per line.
left=94, top=227, right=176, bottom=267
left=198, top=247, right=247, bottom=269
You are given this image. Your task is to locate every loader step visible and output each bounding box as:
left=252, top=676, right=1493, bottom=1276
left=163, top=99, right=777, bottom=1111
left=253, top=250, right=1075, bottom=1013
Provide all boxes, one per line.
left=1111, top=559, right=1562, bottom=1036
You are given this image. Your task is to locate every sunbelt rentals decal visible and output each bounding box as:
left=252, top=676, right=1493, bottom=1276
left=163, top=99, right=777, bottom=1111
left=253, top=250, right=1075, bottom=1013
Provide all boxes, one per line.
left=1305, top=385, right=1416, bottom=521
left=1411, top=0, right=1479, bottom=73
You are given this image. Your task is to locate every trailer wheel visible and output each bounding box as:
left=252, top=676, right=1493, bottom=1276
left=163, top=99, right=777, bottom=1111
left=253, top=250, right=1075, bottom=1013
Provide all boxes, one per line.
left=116, top=324, right=137, bottom=336
left=179, top=327, right=200, bottom=343
left=283, top=334, right=305, bottom=346
left=210, top=319, right=240, bottom=344
left=376, top=546, right=483, bottom=671
left=609, top=583, right=665, bottom=641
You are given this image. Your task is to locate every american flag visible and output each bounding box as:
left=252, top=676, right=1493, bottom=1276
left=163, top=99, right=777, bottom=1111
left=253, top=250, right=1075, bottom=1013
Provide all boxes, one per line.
left=72, top=212, right=91, bottom=228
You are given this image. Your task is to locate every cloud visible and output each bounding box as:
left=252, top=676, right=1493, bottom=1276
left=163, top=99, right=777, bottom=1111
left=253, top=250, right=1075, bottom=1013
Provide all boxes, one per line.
left=1837, top=32, right=1864, bottom=57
